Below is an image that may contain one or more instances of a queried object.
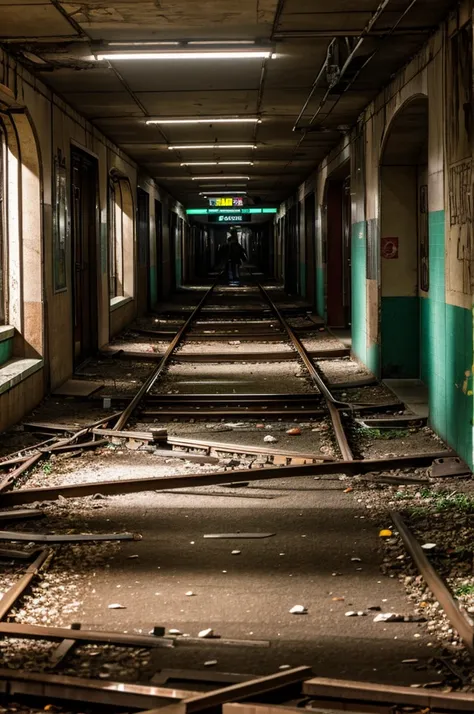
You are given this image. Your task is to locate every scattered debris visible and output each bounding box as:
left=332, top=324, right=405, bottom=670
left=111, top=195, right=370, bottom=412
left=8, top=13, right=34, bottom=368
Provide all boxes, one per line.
left=108, top=603, right=126, bottom=610
left=198, top=628, right=216, bottom=639
left=204, top=660, right=218, bottom=666
left=421, top=543, right=437, bottom=550
left=345, top=611, right=366, bottom=617
left=289, top=605, right=307, bottom=615
left=263, top=435, right=278, bottom=443
left=286, top=428, right=301, bottom=436
left=185, top=591, right=196, bottom=596
left=231, top=550, right=241, bottom=555
left=379, top=529, right=393, bottom=537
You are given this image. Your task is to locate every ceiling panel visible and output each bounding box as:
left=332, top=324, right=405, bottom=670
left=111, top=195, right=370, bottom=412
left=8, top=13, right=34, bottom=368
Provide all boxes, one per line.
left=133, top=89, right=259, bottom=116
left=0, top=4, right=76, bottom=37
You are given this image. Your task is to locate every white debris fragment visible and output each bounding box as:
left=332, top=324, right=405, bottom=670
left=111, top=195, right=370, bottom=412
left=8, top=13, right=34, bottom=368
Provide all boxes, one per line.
left=345, top=611, right=366, bottom=617
left=421, top=543, right=437, bottom=550
left=231, top=550, right=241, bottom=555
left=279, top=664, right=291, bottom=670
left=168, top=628, right=182, bottom=635
left=108, top=603, right=126, bottom=609
left=198, top=628, right=214, bottom=638
left=263, top=435, right=278, bottom=443
left=185, top=591, right=196, bottom=596
left=289, top=605, right=307, bottom=615
left=350, top=557, right=362, bottom=562
left=374, top=613, right=400, bottom=623
left=204, top=660, right=218, bottom=666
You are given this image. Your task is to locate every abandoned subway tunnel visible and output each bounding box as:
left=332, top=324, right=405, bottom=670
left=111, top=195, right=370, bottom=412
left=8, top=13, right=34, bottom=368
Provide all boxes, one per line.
left=0, top=1, right=474, bottom=711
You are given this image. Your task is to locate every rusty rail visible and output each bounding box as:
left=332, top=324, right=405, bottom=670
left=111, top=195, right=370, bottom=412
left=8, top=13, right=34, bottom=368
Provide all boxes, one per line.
left=255, top=281, right=354, bottom=461
left=0, top=452, right=449, bottom=507
left=114, top=279, right=217, bottom=431
left=391, top=511, right=474, bottom=654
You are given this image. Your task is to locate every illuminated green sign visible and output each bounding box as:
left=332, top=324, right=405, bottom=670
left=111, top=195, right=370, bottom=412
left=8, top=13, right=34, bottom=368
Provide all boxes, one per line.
left=186, top=207, right=277, bottom=215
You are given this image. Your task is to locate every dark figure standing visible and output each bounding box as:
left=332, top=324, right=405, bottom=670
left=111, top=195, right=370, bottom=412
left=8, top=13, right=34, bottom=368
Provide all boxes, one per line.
left=218, top=234, right=248, bottom=286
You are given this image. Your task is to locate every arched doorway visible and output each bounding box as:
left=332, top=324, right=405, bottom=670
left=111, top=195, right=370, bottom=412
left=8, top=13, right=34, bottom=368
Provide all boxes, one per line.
left=380, top=96, right=429, bottom=380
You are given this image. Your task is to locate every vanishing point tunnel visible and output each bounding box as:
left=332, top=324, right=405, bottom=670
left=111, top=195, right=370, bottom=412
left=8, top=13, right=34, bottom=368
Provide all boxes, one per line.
left=0, top=1, right=474, bottom=712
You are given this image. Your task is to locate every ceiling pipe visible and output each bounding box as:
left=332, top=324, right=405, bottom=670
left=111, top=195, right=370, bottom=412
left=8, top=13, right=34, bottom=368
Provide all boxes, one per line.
left=307, top=0, right=419, bottom=130
left=292, top=0, right=392, bottom=132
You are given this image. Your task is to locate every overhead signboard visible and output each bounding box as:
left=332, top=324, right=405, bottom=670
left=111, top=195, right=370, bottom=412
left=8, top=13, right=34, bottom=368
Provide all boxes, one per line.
left=209, top=197, right=244, bottom=207
left=209, top=214, right=246, bottom=223
left=187, top=207, right=277, bottom=215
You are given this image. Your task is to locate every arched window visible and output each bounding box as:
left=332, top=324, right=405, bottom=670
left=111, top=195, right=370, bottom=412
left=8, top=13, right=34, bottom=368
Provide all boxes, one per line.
left=108, top=171, right=134, bottom=301
left=0, top=126, right=5, bottom=325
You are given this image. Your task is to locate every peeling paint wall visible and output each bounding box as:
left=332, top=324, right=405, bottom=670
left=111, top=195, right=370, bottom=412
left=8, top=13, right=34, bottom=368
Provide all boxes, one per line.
left=0, top=48, right=186, bottom=431
left=279, top=2, right=474, bottom=467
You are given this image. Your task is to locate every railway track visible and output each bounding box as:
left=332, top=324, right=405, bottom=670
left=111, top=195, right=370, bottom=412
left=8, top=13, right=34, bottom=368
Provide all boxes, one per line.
left=0, top=274, right=472, bottom=711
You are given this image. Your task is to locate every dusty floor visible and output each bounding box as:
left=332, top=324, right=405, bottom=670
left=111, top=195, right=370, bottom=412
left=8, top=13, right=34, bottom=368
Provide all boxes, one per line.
left=0, top=278, right=468, bottom=707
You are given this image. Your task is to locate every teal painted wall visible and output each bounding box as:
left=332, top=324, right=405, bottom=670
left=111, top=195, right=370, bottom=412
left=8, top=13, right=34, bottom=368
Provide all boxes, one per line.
left=0, top=339, right=13, bottom=367
left=421, top=210, right=473, bottom=466
left=381, top=296, right=420, bottom=377
left=316, top=265, right=325, bottom=319
left=351, top=221, right=367, bottom=364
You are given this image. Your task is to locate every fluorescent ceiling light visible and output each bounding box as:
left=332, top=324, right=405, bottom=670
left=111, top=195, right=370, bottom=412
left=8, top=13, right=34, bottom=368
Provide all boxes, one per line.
left=188, top=40, right=256, bottom=45
left=199, top=191, right=248, bottom=195
left=168, top=144, right=257, bottom=150
left=96, top=51, right=272, bottom=60
left=147, top=118, right=261, bottom=125
left=192, top=176, right=250, bottom=180
left=181, top=161, right=253, bottom=166
left=107, top=41, right=180, bottom=46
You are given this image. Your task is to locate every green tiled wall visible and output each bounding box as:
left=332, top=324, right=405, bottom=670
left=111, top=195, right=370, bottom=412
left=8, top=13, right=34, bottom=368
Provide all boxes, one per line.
left=351, top=221, right=367, bottom=364
left=381, top=297, right=420, bottom=377
left=316, top=265, right=325, bottom=319
left=0, top=338, right=13, bottom=366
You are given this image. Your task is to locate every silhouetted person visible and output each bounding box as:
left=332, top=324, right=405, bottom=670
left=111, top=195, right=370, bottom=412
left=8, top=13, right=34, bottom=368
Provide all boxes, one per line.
left=218, top=234, right=247, bottom=286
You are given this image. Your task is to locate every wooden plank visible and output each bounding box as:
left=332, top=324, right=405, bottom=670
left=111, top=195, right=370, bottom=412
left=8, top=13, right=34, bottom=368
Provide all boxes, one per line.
left=0, top=623, right=173, bottom=649
left=139, top=666, right=312, bottom=714
left=0, top=509, right=44, bottom=522
left=53, top=380, right=103, bottom=397
left=0, top=531, right=138, bottom=543
left=167, top=437, right=333, bottom=462
left=49, top=623, right=81, bottom=669
left=203, top=533, right=275, bottom=540
left=93, top=427, right=167, bottom=441
left=0, top=668, right=196, bottom=708
left=302, top=676, right=474, bottom=711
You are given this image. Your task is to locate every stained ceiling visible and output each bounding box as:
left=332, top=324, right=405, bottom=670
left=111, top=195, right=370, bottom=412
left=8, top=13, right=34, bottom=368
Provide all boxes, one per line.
left=0, top=0, right=457, bottom=206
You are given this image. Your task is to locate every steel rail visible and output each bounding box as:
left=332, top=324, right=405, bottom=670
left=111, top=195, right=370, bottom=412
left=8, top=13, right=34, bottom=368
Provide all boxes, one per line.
left=255, top=281, right=353, bottom=461
left=114, top=280, right=218, bottom=431
left=0, top=452, right=449, bottom=507
left=391, top=511, right=474, bottom=654
left=0, top=547, right=52, bottom=620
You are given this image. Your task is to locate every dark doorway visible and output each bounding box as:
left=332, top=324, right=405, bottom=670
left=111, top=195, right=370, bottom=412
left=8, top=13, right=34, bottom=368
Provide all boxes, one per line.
left=71, top=146, right=98, bottom=366
left=325, top=164, right=351, bottom=327
left=284, top=205, right=299, bottom=294
left=380, top=96, right=429, bottom=379
left=169, top=210, right=177, bottom=292
left=304, top=193, right=316, bottom=307
left=137, top=187, right=150, bottom=313
left=154, top=199, right=163, bottom=301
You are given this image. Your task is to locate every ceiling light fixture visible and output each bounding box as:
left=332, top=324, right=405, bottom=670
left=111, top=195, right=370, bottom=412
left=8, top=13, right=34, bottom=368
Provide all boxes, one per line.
left=199, top=191, right=248, bottom=195
left=107, top=41, right=181, bottom=46
left=168, top=144, right=257, bottom=150
left=181, top=161, right=253, bottom=166
left=147, top=118, right=261, bottom=125
left=96, top=51, right=272, bottom=60
left=192, top=176, right=250, bottom=180
left=188, top=40, right=256, bottom=45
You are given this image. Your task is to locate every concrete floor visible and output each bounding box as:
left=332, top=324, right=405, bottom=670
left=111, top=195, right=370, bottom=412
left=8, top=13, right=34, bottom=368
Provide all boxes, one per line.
left=384, top=379, right=429, bottom=418
left=70, top=474, right=437, bottom=685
